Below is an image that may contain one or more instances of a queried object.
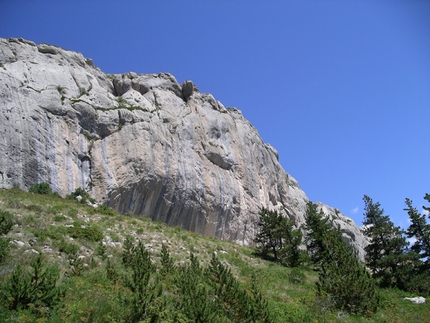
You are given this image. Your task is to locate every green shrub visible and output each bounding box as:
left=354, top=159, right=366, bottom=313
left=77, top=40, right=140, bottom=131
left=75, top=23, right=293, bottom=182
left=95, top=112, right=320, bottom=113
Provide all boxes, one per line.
left=288, top=267, right=306, bottom=284
left=32, top=226, right=62, bottom=242
left=53, top=215, right=66, bottom=222
left=29, top=182, right=52, bottom=195
left=67, top=252, right=84, bottom=276
left=25, top=204, right=44, bottom=213
left=67, top=221, right=104, bottom=242
left=96, top=204, right=116, bottom=216
left=67, top=187, right=96, bottom=204
left=0, top=238, right=10, bottom=264
left=96, top=241, right=107, bottom=260
left=56, top=240, right=79, bottom=255
left=0, top=210, right=13, bottom=235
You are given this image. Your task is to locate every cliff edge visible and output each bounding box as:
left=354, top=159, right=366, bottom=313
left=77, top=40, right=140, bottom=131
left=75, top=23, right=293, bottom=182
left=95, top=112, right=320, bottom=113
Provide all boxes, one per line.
left=0, top=38, right=367, bottom=258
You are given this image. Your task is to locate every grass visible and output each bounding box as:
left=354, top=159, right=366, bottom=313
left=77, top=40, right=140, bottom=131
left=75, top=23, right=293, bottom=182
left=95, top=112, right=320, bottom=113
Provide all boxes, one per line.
left=0, top=187, right=429, bottom=322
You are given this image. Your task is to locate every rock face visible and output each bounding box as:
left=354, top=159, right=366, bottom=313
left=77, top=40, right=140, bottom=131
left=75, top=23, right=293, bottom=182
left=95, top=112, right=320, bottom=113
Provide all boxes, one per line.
left=0, top=38, right=367, bottom=259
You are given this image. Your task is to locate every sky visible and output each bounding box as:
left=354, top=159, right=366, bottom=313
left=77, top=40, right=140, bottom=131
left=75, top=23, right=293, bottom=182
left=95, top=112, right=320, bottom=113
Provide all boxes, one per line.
left=1, top=0, right=429, bottom=229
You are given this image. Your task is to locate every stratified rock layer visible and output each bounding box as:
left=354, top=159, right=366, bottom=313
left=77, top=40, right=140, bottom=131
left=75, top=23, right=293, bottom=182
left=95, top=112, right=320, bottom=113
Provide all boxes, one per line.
left=0, top=38, right=367, bottom=258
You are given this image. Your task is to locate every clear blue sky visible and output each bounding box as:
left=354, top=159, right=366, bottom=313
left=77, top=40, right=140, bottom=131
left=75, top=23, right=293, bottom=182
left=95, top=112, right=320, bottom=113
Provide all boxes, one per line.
left=2, top=1, right=429, bottom=228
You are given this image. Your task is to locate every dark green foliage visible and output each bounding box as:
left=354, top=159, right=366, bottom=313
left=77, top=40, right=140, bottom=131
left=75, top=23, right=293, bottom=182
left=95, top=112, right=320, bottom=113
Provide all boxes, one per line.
left=303, top=201, right=333, bottom=264
left=175, top=254, right=217, bottom=323
left=159, top=243, right=175, bottom=275
left=207, top=253, right=273, bottom=322
left=288, top=267, right=306, bottom=284
left=106, top=258, right=120, bottom=284
left=29, top=182, right=52, bottom=195
left=0, top=210, right=13, bottom=234
left=123, top=240, right=161, bottom=323
left=254, top=207, right=303, bottom=266
left=405, top=197, right=430, bottom=265
left=5, top=254, right=63, bottom=312
left=95, top=204, right=116, bottom=216
left=362, top=195, right=412, bottom=288
left=96, top=240, right=108, bottom=260
left=305, top=202, right=379, bottom=315
left=249, top=274, right=272, bottom=322
left=122, top=235, right=134, bottom=267
left=207, top=253, right=251, bottom=320
left=56, top=239, right=79, bottom=255
left=67, top=186, right=97, bottom=205
left=316, top=228, right=379, bottom=315
left=67, top=221, right=103, bottom=242
left=0, top=210, right=13, bottom=263
left=67, top=252, right=84, bottom=276
left=403, top=196, right=430, bottom=294
left=0, top=238, right=9, bottom=264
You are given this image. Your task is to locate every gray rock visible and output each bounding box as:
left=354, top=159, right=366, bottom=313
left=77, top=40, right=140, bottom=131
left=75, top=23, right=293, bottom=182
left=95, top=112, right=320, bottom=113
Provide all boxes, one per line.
left=0, top=37, right=368, bottom=259
left=404, top=297, right=426, bottom=304
left=181, top=80, right=195, bottom=101
left=37, top=43, right=59, bottom=55
left=25, top=249, right=40, bottom=254
left=9, top=240, right=25, bottom=247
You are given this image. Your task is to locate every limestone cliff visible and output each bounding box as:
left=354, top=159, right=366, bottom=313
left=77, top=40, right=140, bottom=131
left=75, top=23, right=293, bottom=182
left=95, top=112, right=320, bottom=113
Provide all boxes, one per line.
left=0, top=38, right=367, bottom=259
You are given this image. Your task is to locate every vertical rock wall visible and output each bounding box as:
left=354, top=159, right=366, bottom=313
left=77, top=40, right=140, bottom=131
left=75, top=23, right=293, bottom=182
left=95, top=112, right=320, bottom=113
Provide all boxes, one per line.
left=0, top=38, right=367, bottom=257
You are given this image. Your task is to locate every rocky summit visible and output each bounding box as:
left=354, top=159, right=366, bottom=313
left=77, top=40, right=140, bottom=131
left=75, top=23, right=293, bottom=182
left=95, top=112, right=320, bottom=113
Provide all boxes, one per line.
left=0, top=38, right=367, bottom=258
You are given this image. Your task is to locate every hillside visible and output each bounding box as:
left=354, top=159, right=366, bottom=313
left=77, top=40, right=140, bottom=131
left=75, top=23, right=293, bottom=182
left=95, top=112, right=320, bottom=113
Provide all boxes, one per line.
left=0, top=188, right=429, bottom=322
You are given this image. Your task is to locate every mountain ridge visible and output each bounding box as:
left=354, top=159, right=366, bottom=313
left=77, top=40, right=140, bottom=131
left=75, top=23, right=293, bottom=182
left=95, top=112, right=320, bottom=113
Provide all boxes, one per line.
left=0, top=37, right=367, bottom=259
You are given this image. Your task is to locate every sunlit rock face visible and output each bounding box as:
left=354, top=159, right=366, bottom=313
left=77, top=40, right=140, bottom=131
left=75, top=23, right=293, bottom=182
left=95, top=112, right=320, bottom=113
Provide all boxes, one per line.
left=0, top=37, right=367, bottom=257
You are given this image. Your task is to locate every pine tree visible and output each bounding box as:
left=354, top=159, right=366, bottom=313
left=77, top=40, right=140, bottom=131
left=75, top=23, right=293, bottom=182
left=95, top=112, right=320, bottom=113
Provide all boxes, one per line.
left=305, top=202, right=379, bottom=315
left=6, top=254, right=63, bottom=311
left=403, top=196, right=430, bottom=294
left=303, top=201, right=332, bottom=264
left=0, top=210, right=13, bottom=263
left=159, top=243, right=175, bottom=275
left=405, top=197, right=430, bottom=266
left=316, top=227, right=379, bottom=314
left=362, top=195, right=411, bottom=288
left=174, top=254, right=216, bottom=323
left=207, top=253, right=250, bottom=321
left=279, top=217, right=303, bottom=267
left=254, top=207, right=303, bottom=266
left=123, top=240, right=161, bottom=323
left=254, top=208, right=286, bottom=261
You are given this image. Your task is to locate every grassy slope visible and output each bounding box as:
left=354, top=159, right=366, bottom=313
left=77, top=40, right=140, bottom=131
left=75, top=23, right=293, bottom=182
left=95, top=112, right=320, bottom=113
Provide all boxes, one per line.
left=0, top=188, right=429, bottom=322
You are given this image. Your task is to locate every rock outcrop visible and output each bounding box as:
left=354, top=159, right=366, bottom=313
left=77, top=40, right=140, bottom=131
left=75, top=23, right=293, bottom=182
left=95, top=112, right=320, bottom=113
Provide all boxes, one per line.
left=0, top=38, right=367, bottom=259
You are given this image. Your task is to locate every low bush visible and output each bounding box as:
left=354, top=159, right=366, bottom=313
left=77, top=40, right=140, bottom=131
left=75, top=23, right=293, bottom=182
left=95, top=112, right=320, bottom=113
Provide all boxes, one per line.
left=0, top=210, right=13, bottom=264
left=29, top=182, right=52, bottom=195
left=67, top=187, right=96, bottom=204
left=67, top=221, right=104, bottom=242
left=288, top=267, right=306, bottom=284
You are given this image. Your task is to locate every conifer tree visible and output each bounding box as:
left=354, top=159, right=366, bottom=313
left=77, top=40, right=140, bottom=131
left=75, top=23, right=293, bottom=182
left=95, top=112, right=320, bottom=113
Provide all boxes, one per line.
left=175, top=254, right=216, bottom=323
left=6, top=254, right=63, bottom=311
left=316, top=227, right=379, bottom=314
left=159, top=243, right=175, bottom=275
left=303, top=201, right=332, bottom=264
left=362, top=195, right=411, bottom=288
left=405, top=197, right=430, bottom=266
left=305, top=202, right=379, bottom=314
left=254, top=207, right=303, bottom=266
left=123, top=240, right=161, bottom=323
left=403, top=196, right=430, bottom=294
